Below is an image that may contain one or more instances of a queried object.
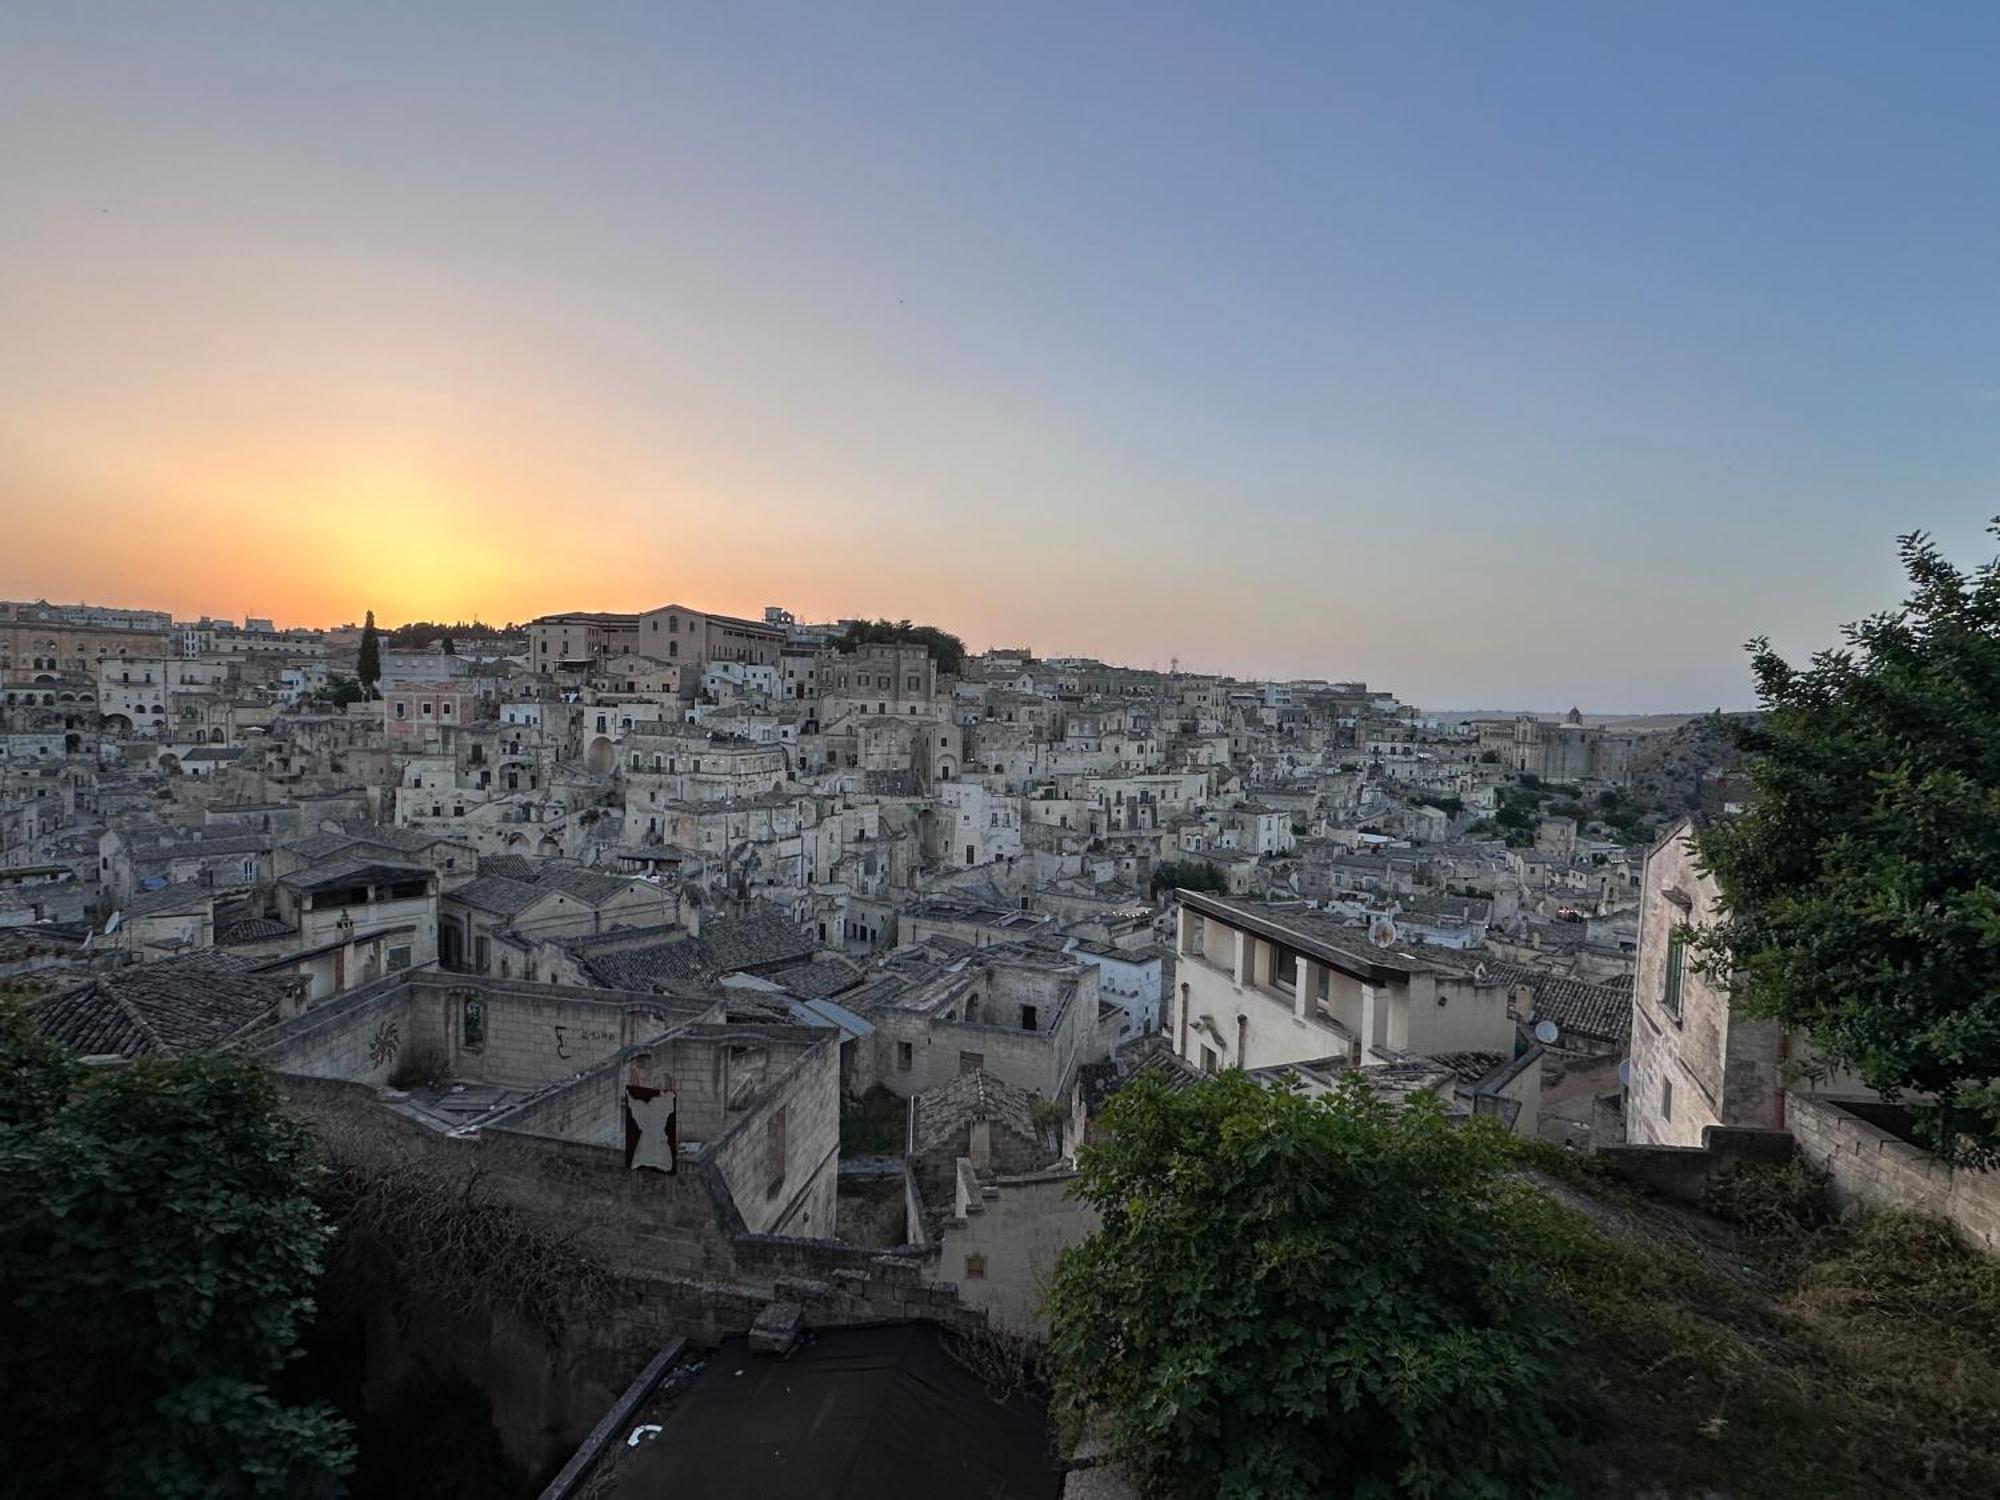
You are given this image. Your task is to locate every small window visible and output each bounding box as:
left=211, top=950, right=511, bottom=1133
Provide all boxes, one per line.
left=1663, top=930, right=1687, bottom=1020
left=958, top=1050, right=985, bottom=1075
left=766, top=1107, right=788, bottom=1197
left=1020, top=1005, right=1038, bottom=1031
left=1201, top=1045, right=1219, bottom=1075
left=1661, top=1076, right=1674, bottom=1122
left=963, top=1254, right=987, bottom=1281
left=387, top=945, right=412, bottom=971
left=897, top=1042, right=914, bottom=1071
left=463, top=997, right=485, bottom=1049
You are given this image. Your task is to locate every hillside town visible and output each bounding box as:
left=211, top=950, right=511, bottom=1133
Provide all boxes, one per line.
left=0, top=592, right=1681, bottom=1148
left=6, top=587, right=1994, bottom=1499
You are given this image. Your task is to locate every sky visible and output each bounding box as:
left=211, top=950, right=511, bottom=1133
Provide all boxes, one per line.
left=4, top=3, right=1998, bottom=710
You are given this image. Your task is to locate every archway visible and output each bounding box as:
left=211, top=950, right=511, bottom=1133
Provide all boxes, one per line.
left=583, top=736, right=614, bottom=774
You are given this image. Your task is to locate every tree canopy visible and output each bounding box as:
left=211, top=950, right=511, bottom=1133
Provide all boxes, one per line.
left=1150, top=861, right=1231, bottom=897
left=835, top=617, right=967, bottom=676
left=0, top=1006, right=351, bottom=1496
left=1045, top=1073, right=1567, bottom=1499
left=1697, top=526, right=2000, bottom=1164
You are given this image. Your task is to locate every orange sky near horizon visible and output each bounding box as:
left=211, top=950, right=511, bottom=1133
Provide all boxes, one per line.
left=9, top=2, right=1970, bottom=709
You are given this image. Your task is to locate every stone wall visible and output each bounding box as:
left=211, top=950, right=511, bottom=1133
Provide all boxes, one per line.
left=1595, top=1124, right=1796, bottom=1204
left=1791, top=1093, right=2000, bottom=1254
left=936, top=1168, right=1100, bottom=1336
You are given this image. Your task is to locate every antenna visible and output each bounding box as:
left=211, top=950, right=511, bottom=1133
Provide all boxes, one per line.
left=1533, top=1019, right=1560, bottom=1046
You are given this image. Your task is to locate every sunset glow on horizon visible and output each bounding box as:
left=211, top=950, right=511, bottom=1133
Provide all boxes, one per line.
left=8, top=4, right=2000, bottom=708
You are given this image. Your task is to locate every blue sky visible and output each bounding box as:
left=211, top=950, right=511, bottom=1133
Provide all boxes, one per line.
left=3, top=3, right=1997, bottom=708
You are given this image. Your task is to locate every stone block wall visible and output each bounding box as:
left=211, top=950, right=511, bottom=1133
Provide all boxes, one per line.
left=1791, top=1093, right=2000, bottom=1254
left=1595, top=1124, right=1796, bottom=1204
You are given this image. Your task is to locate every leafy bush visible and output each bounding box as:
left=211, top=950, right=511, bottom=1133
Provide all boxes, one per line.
left=1705, top=1159, right=1831, bottom=1237
left=840, top=1085, right=908, bottom=1156
left=0, top=1005, right=351, bottom=1496
left=1151, top=861, right=1230, bottom=896
left=1046, top=1073, right=1568, bottom=1499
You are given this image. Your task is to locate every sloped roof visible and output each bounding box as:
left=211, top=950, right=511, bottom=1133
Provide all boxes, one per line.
left=765, top=955, right=865, bottom=1001
left=533, top=864, right=644, bottom=907
left=29, top=952, right=294, bottom=1059
left=120, top=883, right=214, bottom=919
left=1480, top=959, right=1631, bottom=1048
left=278, top=858, right=431, bottom=892
left=911, top=1068, right=1042, bottom=1156
left=447, top=874, right=546, bottom=916
left=216, top=914, right=297, bottom=946
left=478, top=853, right=537, bottom=883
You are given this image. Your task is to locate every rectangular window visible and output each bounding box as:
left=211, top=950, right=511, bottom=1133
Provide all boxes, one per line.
left=766, top=1107, right=787, bottom=1197
left=963, top=1253, right=987, bottom=1281
left=1020, top=1005, right=1038, bottom=1031
left=897, top=1042, right=914, bottom=1071
left=1201, top=1045, right=1219, bottom=1075
left=1661, top=1076, right=1674, bottom=1121
left=958, top=1050, right=984, bottom=1075
left=387, top=945, right=412, bottom=971
left=1273, top=946, right=1298, bottom=991
left=1663, top=930, right=1687, bottom=1020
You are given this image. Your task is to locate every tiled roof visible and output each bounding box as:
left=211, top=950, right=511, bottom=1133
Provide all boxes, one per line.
left=29, top=952, right=294, bottom=1059
left=1529, top=975, right=1631, bottom=1048
left=580, top=938, right=708, bottom=992
left=277, top=858, right=431, bottom=892
left=1480, top=959, right=1630, bottom=1048
left=911, top=1068, right=1043, bottom=1155
left=216, top=915, right=297, bottom=945
left=1076, top=1033, right=1203, bottom=1112
left=765, top=956, right=865, bottom=1001
left=121, top=883, right=214, bottom=919
left=447, top=874, right=545, bottom=916
left=478, top=853, right=537, bottom=883
left=692, top=904, right=814, bottom=972
left=533, top=865, right=644, bottom=907
left=1430, top=1050, right=1508, bottom=1085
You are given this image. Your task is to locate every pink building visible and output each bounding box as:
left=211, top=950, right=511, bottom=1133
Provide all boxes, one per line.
left=384, top=682, right=478, bottom=743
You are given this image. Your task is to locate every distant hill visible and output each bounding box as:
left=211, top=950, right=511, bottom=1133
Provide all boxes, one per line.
left=1434, top=710, right=1715, bottom=731
left=1623, top=713, right=1758, bottom=827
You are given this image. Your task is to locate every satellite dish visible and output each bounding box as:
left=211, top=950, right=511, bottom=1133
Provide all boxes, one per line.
left=1533, top=1019, right=1560, bottom=1045
left=1617, top=1058, right=1633, bottom=1087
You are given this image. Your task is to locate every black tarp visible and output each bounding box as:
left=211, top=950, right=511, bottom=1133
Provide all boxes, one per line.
left=611, top=1321, right=1062, bottom=1500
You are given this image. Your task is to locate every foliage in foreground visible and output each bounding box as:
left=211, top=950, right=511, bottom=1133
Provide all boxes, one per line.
left=0, top=1005, right=351, bottom=1498
left=1045, top=1073, right=1568, bottom=1499
left=1697, top=526, right=2000, bottom=1164
left=1525, top=1175, right=2000, bottom=1500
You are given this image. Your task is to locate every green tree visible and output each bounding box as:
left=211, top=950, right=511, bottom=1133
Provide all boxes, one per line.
left=440, top=633, right=456, bottom=656
left=356, top=609, right=381, bottom=697
left=321, top=673, right=367, bottom=707
left=1696, top=526, right=2000, bottom=1165
left=1046, top=1073, right=1567, bottom=1499
left=0, top=1006, right=352, bottom=1496
left=835, top=617, right=967, bottom=676
left=1151, top=861, right=1230, bottom=897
